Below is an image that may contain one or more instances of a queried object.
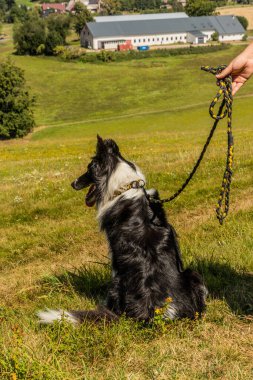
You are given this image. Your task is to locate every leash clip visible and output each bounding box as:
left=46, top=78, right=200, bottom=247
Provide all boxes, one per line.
left=131, top=179, right=145, bottom=189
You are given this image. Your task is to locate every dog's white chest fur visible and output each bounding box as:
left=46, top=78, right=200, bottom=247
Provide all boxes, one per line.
left=97, top=161, right=145, bottom=221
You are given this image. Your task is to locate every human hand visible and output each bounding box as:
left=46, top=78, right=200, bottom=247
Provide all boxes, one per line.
left=216, top=43, right=253, bottom=95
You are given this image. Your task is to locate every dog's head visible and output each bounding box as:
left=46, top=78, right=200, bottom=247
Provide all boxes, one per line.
left=71, top=135, right=134, bottom=207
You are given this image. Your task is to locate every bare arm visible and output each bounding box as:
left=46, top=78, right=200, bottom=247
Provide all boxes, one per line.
left=216, top=43, right=253, bottom=95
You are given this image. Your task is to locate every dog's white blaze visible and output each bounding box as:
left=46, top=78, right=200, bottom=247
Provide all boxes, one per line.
left=37, top=309, right=78, bottom=325
left=163, top=305, right=178, bottom=320
left=97, top=161, right=145, bottom=220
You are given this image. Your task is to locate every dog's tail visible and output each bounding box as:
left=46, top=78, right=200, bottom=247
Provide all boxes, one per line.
left=37, top=306, right=118, bottom=325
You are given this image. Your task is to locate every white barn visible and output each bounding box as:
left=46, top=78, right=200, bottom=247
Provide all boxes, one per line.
left=81, top=15, right=245, bottom=50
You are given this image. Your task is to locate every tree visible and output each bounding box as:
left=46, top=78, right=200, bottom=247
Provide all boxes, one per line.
left=185, top=0, right=216, bottom=16
left=5, top=0, right=14, bottom=10
left=170, top=0, right=184, bottom=12
left=101, top=0, right=121, bottom=15
left=73, top=2, right=93, bottom=36
left=13, top=11, right=70, bottom=55
left=112, top=0, right=164, bottom=12
left=7, top=4, right=28, bottom=23
left=0, top=60, right=35, bottom=139
left=47, top=13, right=71, bottom=41
left=45, top=30, right=64, bottom=55
left=13, top=11, right=46, bottom=55
left=0, top=0, right=7, bottom=21
left=211, top=31, right=219, bottom=41
left=119, top=0, right=135, bottom=11
left=237, top=15, right=248, bottom=30
left=0, top=0, right=17, bottom=22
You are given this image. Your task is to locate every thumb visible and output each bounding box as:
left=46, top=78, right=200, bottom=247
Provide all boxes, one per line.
left=216, top=63, right=233, bottom=79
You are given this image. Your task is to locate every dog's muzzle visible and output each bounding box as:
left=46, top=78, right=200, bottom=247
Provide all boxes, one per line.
left=71, top=172, right=93, bottom=191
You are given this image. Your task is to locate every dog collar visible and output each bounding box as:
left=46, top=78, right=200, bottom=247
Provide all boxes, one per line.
left=113, top=179, right=145, bottom=198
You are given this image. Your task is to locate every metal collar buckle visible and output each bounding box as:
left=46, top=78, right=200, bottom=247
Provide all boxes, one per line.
left=130, top=179, right=145, bottom=189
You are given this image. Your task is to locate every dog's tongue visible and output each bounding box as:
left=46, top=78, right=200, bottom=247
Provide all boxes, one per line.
left=85, top=184, right=96, bottom=207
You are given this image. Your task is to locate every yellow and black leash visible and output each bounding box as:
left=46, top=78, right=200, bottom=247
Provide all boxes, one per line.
left=148, top=65, right=234, bottom=225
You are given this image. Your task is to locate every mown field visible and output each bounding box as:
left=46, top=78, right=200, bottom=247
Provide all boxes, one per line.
left=0, top=25, right=253, bottom=379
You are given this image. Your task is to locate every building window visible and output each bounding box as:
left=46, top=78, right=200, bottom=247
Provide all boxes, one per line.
left=175, top=37, right=177, bottom=40
left=153, top=38, right=155, bottom=41
left=134, top=39, right=136, bottom=43
left=139, top=39, right=141, bottom=42
left=171, top=36, right=173, bottom=40
left=143, top=39, right=146, bottom=42
left=148, top=38, right=150, bottom=42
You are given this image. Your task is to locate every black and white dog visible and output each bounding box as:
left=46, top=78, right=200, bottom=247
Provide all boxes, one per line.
left=38, top=136, right=207, bottom=324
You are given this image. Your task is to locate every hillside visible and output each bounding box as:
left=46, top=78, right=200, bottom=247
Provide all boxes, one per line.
left=0, top=26, right=253, bottom=379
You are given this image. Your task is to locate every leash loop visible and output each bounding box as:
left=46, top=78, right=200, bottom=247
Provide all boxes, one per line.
left=202, top=65, right=234, bottom=225
left=149, top=65, right=234, bottom=225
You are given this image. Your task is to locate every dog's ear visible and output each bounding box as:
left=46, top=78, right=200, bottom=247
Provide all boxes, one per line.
left=104, top=139, right=120, bottom=155
left=96, top=136, right=120, bottom=157
left=97, top=134, right=103, bottom=144
left=96, top=135, right=106, bottom=155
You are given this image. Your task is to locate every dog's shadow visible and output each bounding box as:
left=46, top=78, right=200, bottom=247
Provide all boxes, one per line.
left=56, top=263, right=111, bottom=302
left=193, top=259, right=253, bottom=316
left=56, top=260, right=253, bottom=316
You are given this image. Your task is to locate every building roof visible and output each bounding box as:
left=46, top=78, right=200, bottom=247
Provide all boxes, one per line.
left=42, top=2, right=66, bottom=11
left=188, top=30, right=205, bottom=37
left=86, top=15, right=245, bottom=38
left=94, top=12, right=188, bottom=23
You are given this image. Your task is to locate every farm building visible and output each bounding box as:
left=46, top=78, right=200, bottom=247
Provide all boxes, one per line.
left=81, top=14, right=245, bottom=50
left=41, top=3, right=66, bottom=16
left=66, top=0, right=100, bottom=13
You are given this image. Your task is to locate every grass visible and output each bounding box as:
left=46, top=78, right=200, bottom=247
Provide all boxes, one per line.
left=0, top=25, right=253, bottom=379
left=15, top=0, right=39, bottom=8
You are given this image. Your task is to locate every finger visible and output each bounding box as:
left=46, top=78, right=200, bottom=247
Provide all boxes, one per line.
left=232, top=82, right=244, bottom=95
left=216, top=63, right=233, bottom=79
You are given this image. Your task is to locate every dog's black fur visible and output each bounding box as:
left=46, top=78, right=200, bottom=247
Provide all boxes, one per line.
left=38, top=136, right=207, bottom=325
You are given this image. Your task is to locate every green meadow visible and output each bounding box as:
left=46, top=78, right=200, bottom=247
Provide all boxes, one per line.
left=0, top=25, right=253, bottom=379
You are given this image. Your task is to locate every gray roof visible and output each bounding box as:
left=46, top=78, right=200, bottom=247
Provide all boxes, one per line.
left=94, top=12, right=188, bottom=23
left=188, top=30, right=205, bottom=37
left=87, top=16, right=245, bottom=38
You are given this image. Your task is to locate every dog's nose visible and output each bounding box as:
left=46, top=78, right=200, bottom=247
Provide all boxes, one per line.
left=71, top=180, right=78, bottom=189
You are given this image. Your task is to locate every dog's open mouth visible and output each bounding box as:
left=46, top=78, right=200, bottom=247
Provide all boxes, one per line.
left=85, top=184, right=96, bottom=207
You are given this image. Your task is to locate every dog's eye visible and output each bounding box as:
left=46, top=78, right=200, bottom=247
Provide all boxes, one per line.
left=90, top=161, right=98, bottom=170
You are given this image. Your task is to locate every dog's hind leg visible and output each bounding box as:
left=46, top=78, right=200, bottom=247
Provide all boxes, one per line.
left=163, top=270, right=207, bottom=321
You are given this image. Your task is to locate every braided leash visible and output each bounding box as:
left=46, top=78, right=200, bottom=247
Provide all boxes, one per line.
left=149, top=65, right=234, bottom=225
